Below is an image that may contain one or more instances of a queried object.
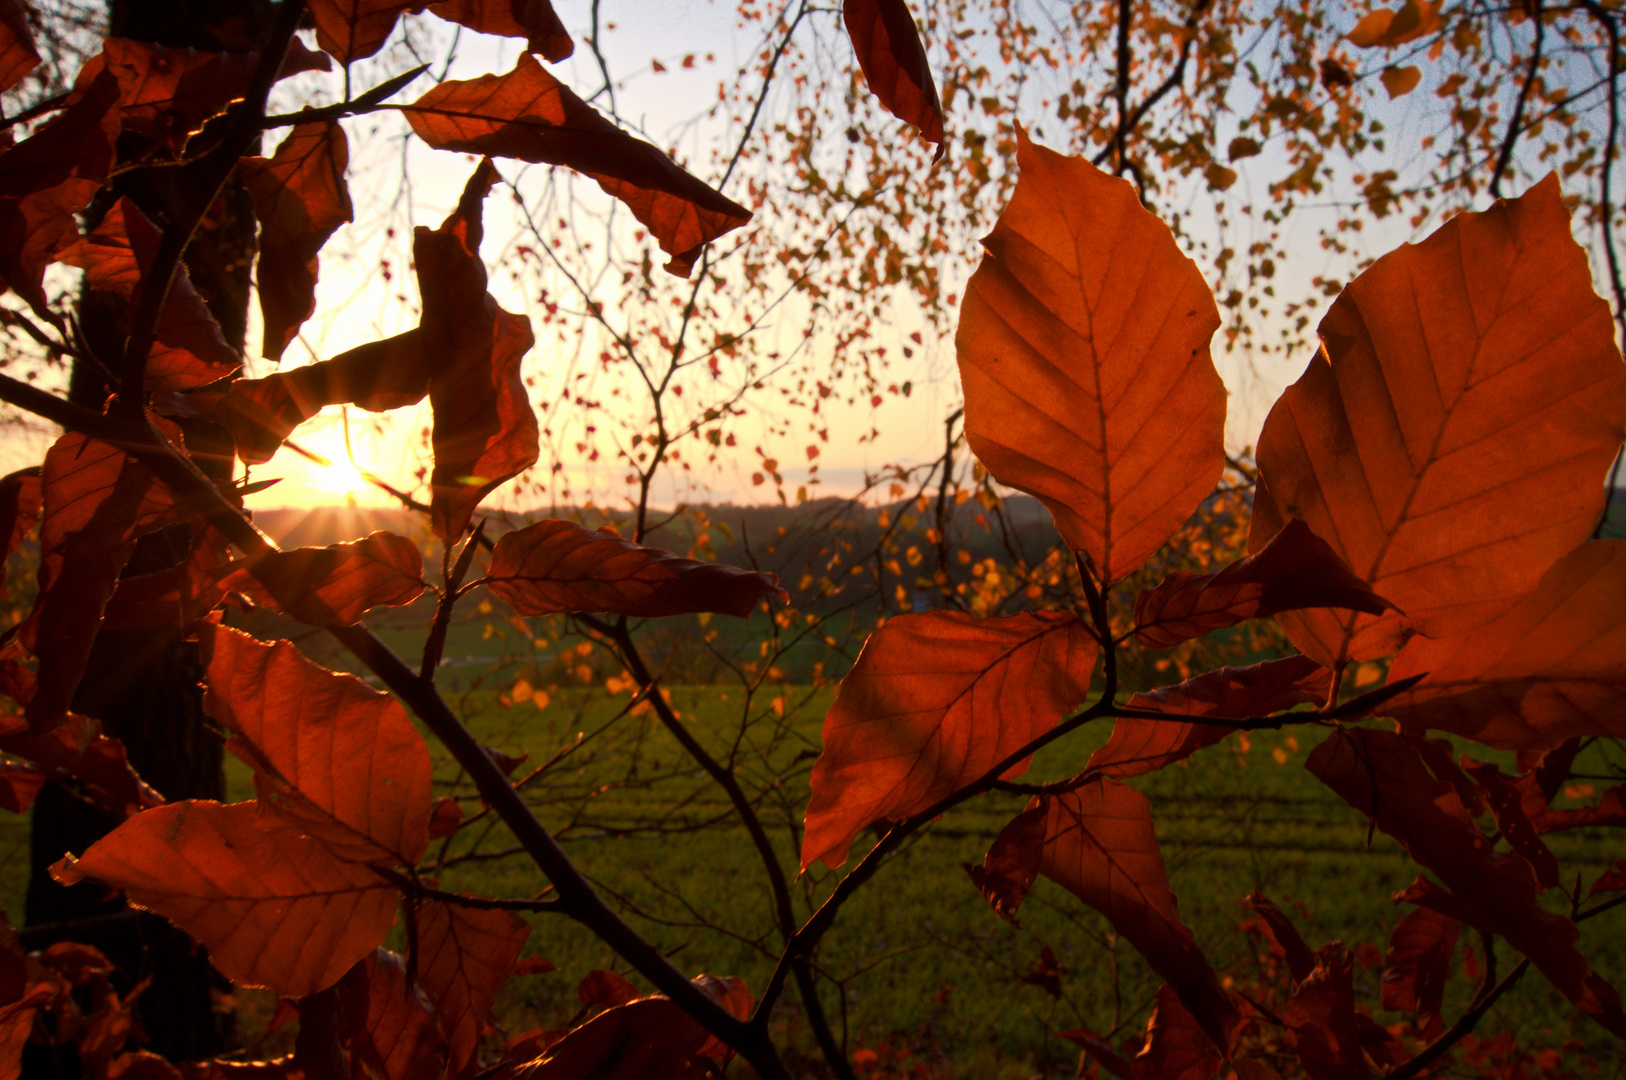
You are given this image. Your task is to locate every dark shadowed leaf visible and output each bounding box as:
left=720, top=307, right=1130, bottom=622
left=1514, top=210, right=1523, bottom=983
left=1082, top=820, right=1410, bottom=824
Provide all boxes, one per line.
left=1241, top=891, right=1315, bottom=983
left=0, top=467, right=40, bottom=596
left=1059, top=983, right=1223, bottom=1080
left=402, top=55, right=751, bottom=276
left=79, top=39, right=259, bottom=151
left=842, top=0, right=944, bottom=155
left=220, top=531, right=424, bottom=627
left=53, top=800, right=398, bottom=997
left=0, top=762, right=43, bottom=813
left=415, top=900, right=529, bottom=1079
left=968, top=801, right=1047, bottom=923
left=1381, top=905, right=1457, bottom=1034
left=956, top=127, right=1225, bottom=583
left=0, top=0, right=38, bottom=94
left=485, top=518, right=784, bottom=621
left=578, top=969, right=640, bottom=1010
left=1460, top=757, right=1561, bottom=889
left=336, top=950, right=447, bottom=1080
left=1278, top=944, right=1365, bottom=1080
left=0, top=714, right=162, bottom=818
left=428, top=0, right=573, bottom=61
left=513, top=997, right=711, bottom=1079
left=802, top=610, right=1097, bottom=869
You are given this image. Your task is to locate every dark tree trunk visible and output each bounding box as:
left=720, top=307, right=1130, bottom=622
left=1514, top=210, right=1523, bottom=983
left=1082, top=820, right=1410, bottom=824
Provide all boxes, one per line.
left=24, top=0, right=272, bottom=1067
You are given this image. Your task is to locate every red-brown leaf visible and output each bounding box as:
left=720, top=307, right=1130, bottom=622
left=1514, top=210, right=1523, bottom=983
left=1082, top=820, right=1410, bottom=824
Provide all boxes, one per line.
left=308, top=0, right=417, bottom=64
left=81, top=39, right=259, bottom=152
left=1249, top=175, right=1626, bottom=667
left=802, top=610, right=1097, bottom=869
left=1306, top=726, right=1626, bottom=1036
left=955, top=127, right=1225, bottom=583
left=1034, top=781, right=1238, bottom=1052
left=1241, top=891, right=1316, bottom=984
left=200, top=624, right=433, bottom=866
left=415, top=900, right=529, bottom=1079
left=0, top=0, right=39, bottom=95
left=485, top=518, right=783, bottom=620
left=1091, top=656, right=1329, bottom=780
left=0, top=714, right=161, bottom=818
left=220, top=531, right=424, bottom=627
left=52, top=800, right=398, bottom=997
left=0, top=762, right=43, bottom=813
left=0, top=467, right=40, bottom=599
left=1060, top=983, right=1223, bottom=1080
left=1460, top=758, right=1561, bottom=889
left=1133, top=520, right=1388, bottom=649
left=512, top=997, right=711, bottom=1079
left=427, top=0, right=573, bottom=61
left=578, top=969, right=640, bottom=1010
left=1384, top=540, right=1626, bottom=751
left=335, top=950, right=447, bottom=1080
left=842, top=0, right=944, bottom=155
left=968, top=802, right=1047, bottom=923
left=1381, top=906, right=1458, bottom=1033
left=402, top=55, right=751, bottom=276
left=428, top=797, right=464, bottom=839
left=1278, top=944, right=1365, bottom=1080
left=240, top=120, right=353, bottom=361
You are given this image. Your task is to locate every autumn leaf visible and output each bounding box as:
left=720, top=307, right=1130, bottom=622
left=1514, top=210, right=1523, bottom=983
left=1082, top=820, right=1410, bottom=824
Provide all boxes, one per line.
left=1250, top=175, right=1625, bottom=667
left=842, top=0, right=945, bottom=157
left=79, top=38, right=259, bottom=152
left=335, top=950, right=447, bottom=1080
left=1241, top=891, right=1316, bottom=983
left=1380, top=65, right=1421, bottom=98
left=484, top=518, right=784, bottom=619
left=1460, top=758, right=1561, bottom=889
left=308, top=0, right=418, bottom=64
left=1347, top=0, right=1442, bottom=47
left=0, top=713, right=161, bottom=819
left=1059, top=982, right=1224, bottom=1080
left=53, top=800, right=398, bottom=997
left=1133, top=519, right=1387, bottom=649
left=1089, top=656, right=1330, bottom=779
left=1278, top=944, right=1366, bottom=1080
left=0, top=467, right=40, bottom=593
left=0, top=762, right=43, bottom=813
left=220, top=531, right=424, bottom=627
left=578, top=968, right=641, bottom=1010
left=427, top=0, right=573, bottom=62
left=199, top=624, right=433, bottom=866
left=101, top=523, right=233, bottom=630
left=801, top=609, right=1098, bottom=869
left=513, top=997, right=711, bottom=1078
left=967, top=801, right=1046, bottom=923
left=1383, top=540, right=1626, bottom=751
left=1381, top=905, right=1458, bottom=1034
left=402, top=54, right=751, bottom=276
left=956, top=127, right=1225, bottom=583
left=1306, top=726, right=1626, bottom=1036
left=414, top=900, right=529, bottom=1079
left=240, top=119, right=354, bottom=361
left=0, top=0, right=38, bottom=95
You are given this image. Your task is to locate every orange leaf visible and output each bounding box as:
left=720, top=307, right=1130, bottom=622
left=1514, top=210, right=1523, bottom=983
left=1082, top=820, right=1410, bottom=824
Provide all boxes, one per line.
left=485, top=518, right=784, bottom=619
left=1092, top=656, right=1330, bottom=779
left=220, top=531, right=425, bottom=627
left=801, top=609, right=1097, bottom=869
left=1384, top=540, right=1626, bottom=751
left=1133, top=520, right=1387, bottom=648
left=1033, top=781, right=1238, bottom=1051
left=335, top=950, right=447, bottom=1080
left=1346, top=0, right=1442, bottom=47
left=0, top=0, right=38, bottom=95
left=415, top=900, right=529, bottom=1079
left=428, top=797, right=464, bottom=838
left=401, top=54, right=751, bottom=276
left=52, top=800, right=398, bottom=997
left=81, top=39, right=259, bottom=152
left=1381, top=906, right=1458, bottom=1032
left=0, top=714, right=162, bottom=819
left=240, top=120, right=353, bottom=361
left=1, top=985, right=57, bottom=1079
left=956, top=127, right=1225, bottom=583
left=1306, top=726, right=1626, bottom=1036
left=1380, top=64, right=1421, bottom=98
left=308, top=0, right=418, bottom=64
left=427, top=0, right=573, bottom=62
left=199, top=624, right=433, bottom=866
left=1249, top=175, right=1625, bottom=667
left=842, top=0, right=944, bottom=156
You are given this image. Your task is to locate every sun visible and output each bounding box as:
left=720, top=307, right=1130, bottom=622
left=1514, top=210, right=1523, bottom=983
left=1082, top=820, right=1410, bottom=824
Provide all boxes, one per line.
left=314, top=455, right=371, bottom=501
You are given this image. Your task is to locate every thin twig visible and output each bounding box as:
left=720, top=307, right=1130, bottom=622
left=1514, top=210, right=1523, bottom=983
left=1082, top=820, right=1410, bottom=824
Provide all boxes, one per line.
left=1490, top=0, right=1546, bottom=199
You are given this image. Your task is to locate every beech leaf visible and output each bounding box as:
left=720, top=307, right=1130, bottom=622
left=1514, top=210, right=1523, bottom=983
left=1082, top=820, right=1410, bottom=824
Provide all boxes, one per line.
left=199, top=624, right=433, bottom=866
left=801, top=609, right=1098, bottom=869
left=1249, top=175, right=1626, bottom=667
left=402, top=54, right=751, bottom=276
left=513, top=997, right=709, bottom=1079
left=1380, top=64, right=1421, bottom=98
left=0, top=714, right=162, bottom=819
left=335, top=950, right=447, bottom=1080
left=1381, top=906, right=1458, bottom=1032
left=1460, top=757, right=1561, bottom=889
left=956, top=127, right=1225, bottom=583
left=80, top=39, right=259, bottom=152
left=220, top=531, right=425, bottom=627
left=842, top=0, right=945, bottom=157
left=0, top=0, right=38, bottom=95
left=1133, top=520, right=1387, bottom=649
left=427, top=0, right=573, bottom=62
left=308, top=0, right=418, bottom=64
left=0, top=467, right=40, bottom=593
left=1278, top=944, right=1366, bottom=1080
left=485, top=518, right=784, bottom=619
left=52, top=800, right=398, bottom=997
left=967, top=802, right=1046, bottom=923
left=414, top=900, right=529, bottom=1079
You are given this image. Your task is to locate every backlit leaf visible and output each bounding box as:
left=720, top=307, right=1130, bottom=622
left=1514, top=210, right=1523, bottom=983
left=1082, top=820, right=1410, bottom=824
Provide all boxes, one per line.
left=402, top=54, right=751, bottom=276
left=485, top=518, right=784, bottom=619
left=200, top=624, right=433, bottom=866
left=308, top=0, right=417, bottom=64
left=1133, top=520, right=1387, bottom=648
left=1381, top=906, right=1458, bottom=1032
left=0, top=714, right=162, bottom=819
left=220, top=531, right=425, bottom=627
left=335, top=950, right=447, bottom=1080
left=1249, top=175, right=1625, bottom=667
left=52, top=800, right=398, bottom=997
left=1384, top=540, right=1626, bottom=750
left=0, top=0, right=38, bottom=95
left=1346, top=0, right=1442, bottom=47
left=427, top=0, right=573, bottom=61
left=415, top=900, right=529, bottom=1079
left=79, top=39, right=259, bottom=151
left=240, top=120, right=353, bottom=361
left=801, top=609, right=1097, bottom=869
left=956, top=127, right=1225, bottom=582
left=1306, top=726, right=1626, bottom=1035
left=1380, top=64, right=1421, bottom=98
left=842, top=0, right=944, bottom=156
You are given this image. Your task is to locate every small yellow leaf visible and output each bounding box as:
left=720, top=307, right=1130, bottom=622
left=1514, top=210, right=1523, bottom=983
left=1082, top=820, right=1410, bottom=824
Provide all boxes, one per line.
left=1381, top=65, right=1422, bottom=98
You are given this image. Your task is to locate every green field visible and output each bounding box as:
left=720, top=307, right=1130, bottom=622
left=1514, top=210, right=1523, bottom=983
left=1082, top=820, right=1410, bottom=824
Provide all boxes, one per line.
left=3, top=685, right=1623, bottom=1076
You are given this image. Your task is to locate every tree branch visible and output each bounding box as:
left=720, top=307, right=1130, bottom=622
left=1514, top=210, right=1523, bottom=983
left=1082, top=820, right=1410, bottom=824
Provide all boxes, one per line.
left=1490, top=0, right=1546, bottom=199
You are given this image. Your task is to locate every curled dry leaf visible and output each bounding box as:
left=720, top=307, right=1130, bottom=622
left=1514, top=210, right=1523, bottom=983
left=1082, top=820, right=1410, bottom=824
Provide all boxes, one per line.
left=0, top=0, right=38, bottom=95
left=427, top=0, right=573, bottom=62
left=842, top=0, right=945, bottom=156
left=199, top=624, right=433, bottom=866
left=485, top=518, right=784, bottom=620
left=219, top=531, right=425, bottom=627
left=402, top=54, right=751, bottom=276
left=335, top=950, right=447, bottom=1080
left=414, top=900, right=530, bottom=1080
left=956, top=127, right=1225, bottom=583
left=1250, top=175, right=1626, bottom=668
left=240, top=119, right=354, bottom=361
left=1381, top=904, right=1458, bottom=1034
left=1384, top=540, right=1626, bottom=751
left=801, top=609, right=1097, bottom=869
left=1306, top=726, right=1626, bottom=1036
left=1090, top=655, right=1330, bottom=780
left=1133, top=519, right=1387, bottom=649
left=52, top=800, right=398, bottom=997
